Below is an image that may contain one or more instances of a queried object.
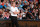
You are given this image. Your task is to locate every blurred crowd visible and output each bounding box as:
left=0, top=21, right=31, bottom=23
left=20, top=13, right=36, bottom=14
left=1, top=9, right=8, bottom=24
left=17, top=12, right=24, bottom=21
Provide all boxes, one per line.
left=0, top=0, right=40, bottom=20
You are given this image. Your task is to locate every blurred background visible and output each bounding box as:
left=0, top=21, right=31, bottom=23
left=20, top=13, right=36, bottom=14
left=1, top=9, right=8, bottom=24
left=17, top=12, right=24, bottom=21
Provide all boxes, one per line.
left=0, top=0, right=40, bottom=20
left=0, top=0, right=40, bottom=27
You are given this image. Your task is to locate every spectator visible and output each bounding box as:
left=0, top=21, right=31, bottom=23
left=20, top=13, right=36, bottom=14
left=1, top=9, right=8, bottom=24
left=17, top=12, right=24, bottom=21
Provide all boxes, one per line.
left=0, top=0, right=39, bottom=20
left=22, top=3, right=28, bottom=10
left=2, top=10, right=10, bottom=19
left=0, top=9, right=3, bottom=18
left=30, top=2, right=34, bottom=8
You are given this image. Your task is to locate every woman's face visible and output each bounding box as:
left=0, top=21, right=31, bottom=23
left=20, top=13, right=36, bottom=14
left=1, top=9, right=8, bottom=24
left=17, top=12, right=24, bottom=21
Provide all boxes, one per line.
left=13, top=2, right=16, bottom=7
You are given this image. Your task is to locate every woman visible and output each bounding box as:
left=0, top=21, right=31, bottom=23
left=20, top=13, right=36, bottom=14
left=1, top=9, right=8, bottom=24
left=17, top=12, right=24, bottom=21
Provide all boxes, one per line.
left=10, top=2, right=20, bottom=27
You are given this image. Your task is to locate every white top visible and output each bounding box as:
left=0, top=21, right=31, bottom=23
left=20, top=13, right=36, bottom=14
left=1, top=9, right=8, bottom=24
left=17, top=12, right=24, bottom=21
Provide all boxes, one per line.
left=10, top=6, right=19, bottom=16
